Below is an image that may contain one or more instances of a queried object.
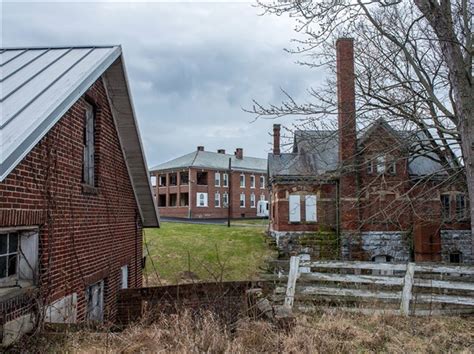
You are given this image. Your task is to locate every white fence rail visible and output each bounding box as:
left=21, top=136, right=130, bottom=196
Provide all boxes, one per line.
left=279, top=257, right=474, bottom=316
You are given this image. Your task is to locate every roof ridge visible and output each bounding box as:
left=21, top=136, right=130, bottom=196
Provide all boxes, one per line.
left=0, top=45, right=119, bottom=51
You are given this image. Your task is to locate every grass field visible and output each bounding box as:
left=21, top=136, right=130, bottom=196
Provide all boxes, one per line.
left=143, top=222, right=275, bottom=285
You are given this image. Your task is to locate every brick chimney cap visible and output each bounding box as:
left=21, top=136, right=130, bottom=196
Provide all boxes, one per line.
left=336, top=37, right=354, bottom=42
left=273, top=124, right=281, bottom=128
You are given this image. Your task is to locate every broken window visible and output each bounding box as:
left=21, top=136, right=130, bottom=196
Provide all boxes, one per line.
left=0, top=233, right=18, bottom=280
left=120, top=265, right=128, bottom=289
left=449, top=251, right=462, bottom=263
left=441, top=194, right=451, bottom=221
left=455, top=194, right=467, bottom=220
left=223, top=173, right=229, bottom=187
left=180, top=193, right=189, bottom=206
left=83, top=102, right=95, bottom=186
left=215, top=172, right=221, bottom=187
left=180, top=172, right=189, bottom=185
left=240, top=193, right=245, bottom=208
left=197, top=172, right=208, bottom=185
left=86, top=280, right=104, bottom=322
left=169, top=173, right=177, bottom=186
left=223, top=192, right=229, bottom=207
left=250, top=175, right=255, bottom=188
left=158, top=194, right=166, bottom=207
left=215, top=192, right=221, bottom=207
left=169, top=193, right=177, bottom=207
left=158, top=175, right=167, bottom=187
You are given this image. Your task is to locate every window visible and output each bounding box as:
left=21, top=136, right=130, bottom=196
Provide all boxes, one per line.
left=86, top=280, right=104, bottom=322
left=289, top=195, right=301, bottom=222
left=387, top=161, right=396, bottom=175
left=180, top=193, right=189, bottom=206
left=158, top=194, right=166, bottom=207
left=455, top=194, right=467, bottom=220
left=196, top=193, right=208, bottom=207
left=441, top=194, right=451, bottom=220
left=223, top=173, right=229, bottom=187
left=169, top=193, right=177, bottom=207
left=260, top=194, right=265, bottom=201
left=0, top=232, right=18, bottom=280
left=240, top=193, right=245, bottom=208
left=250, top=193, right=256, bottom=208
left=215, top=192, right=221, bottom=207
left=150, top=175, right=157, bottom=187
left=240, top=174, right=245, bottom=188
left=120, top=265, right=128, bottom=289
left=449, top=251, right=462, bottom=263
left=197, top=172, right=208, bottom=185
left=0, top=230, right=38, bottom=285
left=305, top=195, right=317, bottom=222
left=158, top=175, right=167, bottom=187
left=83, top=102, right=95, bottom=186
left=180, top=172, right=189, bottom=185
left=367, top=159, right=374, bottom=174
left=223, top=192, right=229, bottom=207
left=215, top=172, right=221, bottom=187
left=376, top=155, right=386, bottom=174
left=250, top=175, right=255, bottom=188
left=169, top=173, right=177, bottom=186
left=260, top=176, right=265, bottom=189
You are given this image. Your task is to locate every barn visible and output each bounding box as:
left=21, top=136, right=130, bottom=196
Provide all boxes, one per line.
left=0, top=46, right=159, bottom=345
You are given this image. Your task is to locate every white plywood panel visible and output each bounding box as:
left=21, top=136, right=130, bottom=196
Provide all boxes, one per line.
left=289, top=194, right=301, bottom=222
left=305, top=195, right=317, bottom=222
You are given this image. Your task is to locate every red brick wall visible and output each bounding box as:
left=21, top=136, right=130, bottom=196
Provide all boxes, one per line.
left=156, top=168, right=268, bottom=219
left=0, top=78, right=143, bottom=323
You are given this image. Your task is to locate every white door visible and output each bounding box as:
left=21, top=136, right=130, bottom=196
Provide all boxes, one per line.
left=86, top=280, right=104, bottom=322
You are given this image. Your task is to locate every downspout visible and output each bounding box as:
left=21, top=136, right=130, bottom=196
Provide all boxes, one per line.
left=188, top=168, right=192, bottom=218
left=336, top=179, right=341, bottom=258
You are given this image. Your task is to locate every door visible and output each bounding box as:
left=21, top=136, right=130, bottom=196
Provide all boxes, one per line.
left=86, top=280, right=104, bottom=322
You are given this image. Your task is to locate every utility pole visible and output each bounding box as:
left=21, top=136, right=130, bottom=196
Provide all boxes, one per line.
left=228, top=157, right=231, bottom=227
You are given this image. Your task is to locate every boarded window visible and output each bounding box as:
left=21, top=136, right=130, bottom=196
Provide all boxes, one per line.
left=83, top=102, right=95, bottom=186
left=86, top=280, right=104, bottom=322
left=196, top=193, right=208, bottom=207
left=289, top=195, right=301, bottom=222
left=120, top=265, right=128, bottom=289
left=305, top=195, right=317, bottom=222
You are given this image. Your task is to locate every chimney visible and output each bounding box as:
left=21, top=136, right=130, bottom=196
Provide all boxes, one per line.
left=273, top=124, right=281, bottom=155
left=197, top=146, right=204, bottom=151
left=235, top=148, right=243, bottom=159
left=217, top=149, right=226, bottom=154
left=336, top=38, right=357, bottom=163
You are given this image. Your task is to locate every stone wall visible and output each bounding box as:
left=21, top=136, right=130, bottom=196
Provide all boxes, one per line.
left=440, top=230, right=473, bottom=263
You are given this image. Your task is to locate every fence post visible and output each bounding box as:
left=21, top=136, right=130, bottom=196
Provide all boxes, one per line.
left=284, top=256, right=300, bottom=309
left=400, top=262, right=415, bottom=316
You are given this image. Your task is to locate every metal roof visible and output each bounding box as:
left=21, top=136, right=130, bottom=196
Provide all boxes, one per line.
left=0, top=46, right=159, bottom=227
left=150, top=150, right=267, bottom=173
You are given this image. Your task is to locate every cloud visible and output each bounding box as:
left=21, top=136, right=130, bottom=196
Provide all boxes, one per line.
left=3, top=1, right=325, bottom=166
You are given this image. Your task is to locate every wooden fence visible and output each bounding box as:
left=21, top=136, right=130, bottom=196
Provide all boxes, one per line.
left=271, top=257, right=474, bottom=316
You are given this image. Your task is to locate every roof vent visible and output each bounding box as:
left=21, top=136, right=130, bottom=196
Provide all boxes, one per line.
left=197, top=146, right=204, bottom=151
left=217, top=149, right=226, bottom=154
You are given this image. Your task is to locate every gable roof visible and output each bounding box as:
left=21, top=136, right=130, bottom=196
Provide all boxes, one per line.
left=150, top=150, right=267, bottom=173
left=0, top=46, right=159, bottom=227
left=269, top=119, right=444, bottom=179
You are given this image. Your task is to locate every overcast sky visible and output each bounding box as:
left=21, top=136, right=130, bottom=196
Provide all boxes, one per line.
left=2, top=1, right=325, bottom=167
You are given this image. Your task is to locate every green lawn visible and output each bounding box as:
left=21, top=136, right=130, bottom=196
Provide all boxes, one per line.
left=143, top=222, right=275, bottom=285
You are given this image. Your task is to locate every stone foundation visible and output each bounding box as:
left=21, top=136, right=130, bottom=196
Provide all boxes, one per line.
left=269, top=230, right=338, bottom=259
left=440, top=230, right=473, bottom=264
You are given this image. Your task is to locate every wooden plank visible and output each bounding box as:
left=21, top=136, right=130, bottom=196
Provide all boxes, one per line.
left=400, top=262, right=415, bottom=316
left=300, top=272, right=404, bottom=286
left=414, top=278, right=474, bottom=291
left=295, top=286, right=402, bottom=301
left=413, top=264, right=474, bottom=275
left=415, top=294, right=474, bottom=306
left=284, top=256, right=300, bottom=309
left=305, top=261, right=407, bottom=271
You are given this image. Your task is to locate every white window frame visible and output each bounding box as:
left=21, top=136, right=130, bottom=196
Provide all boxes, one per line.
left=250, top=193, right=256, bottom=208
left=260, top=194, right=265, bottom=201
left=240, top=193, right=246, bottom=208
left=196, top=192, right=208, bottom=207
left=83, top=102, right=95, bottom=186
left=215, top=172, right=221, bottom=187
left=223, top=192, right=229, bottom=207
left=223, top=173, right=229, bottom=187
left=120, top=265, right=128, bottom=289
left=240, top=174, right=245, bottom=188
left=250, top=175, right=255, bottom=189
left=215, top=192, right=221, bottom=207
left=305, top=195, right=317, bottom=222
left=289, top=195, right=301, bottom=222
left=376, top=155, right=386, bottom=174
left=260, top=176, right=265, bottom=189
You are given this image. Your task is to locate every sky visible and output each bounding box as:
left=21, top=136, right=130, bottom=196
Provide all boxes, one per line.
left=2, top=1, right=325, bottom=167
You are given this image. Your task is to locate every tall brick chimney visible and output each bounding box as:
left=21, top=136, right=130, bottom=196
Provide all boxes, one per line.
left=197, top=146, right=204, bottom=151
left=235, top=148, right=243, bottom=159
left=336, top=38, right=357, bottom=164
left=273, top=124, right=281, bottom=155
left=217, top=149, right=226, bottom=154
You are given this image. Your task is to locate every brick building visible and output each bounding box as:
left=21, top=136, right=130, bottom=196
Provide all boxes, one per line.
left=268, top=38, right=472, bottom=263
left=0, top=46, right=159, bottom=345
left=151, top=147, right=268, bottom=219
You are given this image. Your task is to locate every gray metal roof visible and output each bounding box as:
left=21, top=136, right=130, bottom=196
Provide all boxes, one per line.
left=150, top=150, right=267, bottom=173
left=270, top=121, right=444, bottom=178
left=0, top=46, right=159, bottom=227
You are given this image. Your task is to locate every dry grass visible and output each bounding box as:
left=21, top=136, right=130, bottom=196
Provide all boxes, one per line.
left=18, top=309, right=474, bottom=353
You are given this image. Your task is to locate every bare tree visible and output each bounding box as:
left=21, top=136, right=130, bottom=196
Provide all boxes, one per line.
left=252, top=0, right=473, bottom=237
